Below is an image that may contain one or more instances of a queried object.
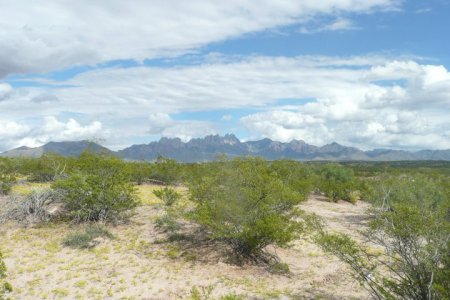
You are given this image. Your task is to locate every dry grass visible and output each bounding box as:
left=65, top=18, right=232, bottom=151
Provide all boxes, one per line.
left=1, top=185, right=369, bottom=299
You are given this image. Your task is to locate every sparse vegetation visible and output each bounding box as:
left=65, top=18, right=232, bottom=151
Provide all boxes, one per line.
left=153, top=186, right=181, bottom=207
left=0, top=251, right=12, bottom=299
left=63, top=226, right=114, bottom=249
left=1, top=153, right=449, bottom=299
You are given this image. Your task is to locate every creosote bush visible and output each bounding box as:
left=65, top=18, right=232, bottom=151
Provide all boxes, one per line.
left=318, top=164, right=357, bottom=202
left=189, top=157, right=305, bottom=261
left=153, top=186, right=181, bottom=207
left=0, top=174, right=15, bottom=196
left=314, top=175, right=450, bottom=300
left=52, top=152, right=138, bottom=223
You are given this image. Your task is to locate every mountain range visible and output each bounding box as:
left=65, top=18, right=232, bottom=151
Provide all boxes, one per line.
left=1, top=134, right=450, bottom=162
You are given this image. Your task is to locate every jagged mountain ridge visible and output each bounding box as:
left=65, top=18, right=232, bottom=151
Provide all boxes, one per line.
left=1, top=134, right=450, bottom=162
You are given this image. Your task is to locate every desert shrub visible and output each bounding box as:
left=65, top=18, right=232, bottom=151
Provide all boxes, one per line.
left=318, top=164, right=357, bottom=202
left=269, top=160, right=315, bottom=198
left=0, top=251, right=12, bottom=299
left=150, top=156, right=181, bottom=185
left=63, top=226, right=114, bottom=249
left=153, top=187, right=181, bottom=207
left=189, top=157, right=304, bottom=261
left=52, top=152, right=138, bottom=223
left=220, top=294, right=244, bottom=300
left=267, top=261, right=290, bottom=275
left=23, top=154, right=68, bottom=182
left=0, top=174, right=15, bottom=196
left=0, top=189, right=62, bottom=225
left=154, top=214, right=181, bottom=233
left=189, top=285, right=214, bottom=300
left=315, top=175, right=450, bottom=300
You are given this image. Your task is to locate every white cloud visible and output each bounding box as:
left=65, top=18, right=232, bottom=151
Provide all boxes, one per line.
left=1, top=55, right=449, bottom=150
left=0, top=83, right=12, bottom=101
left=0, top=0, right=400, bottom=78
left=299, top=18, right=360, bottom=34
left=148, top=113, right=215, bottom=142
left=0, top=117, right=103, bottom=151
left=221, top=114, right=232, bottom=121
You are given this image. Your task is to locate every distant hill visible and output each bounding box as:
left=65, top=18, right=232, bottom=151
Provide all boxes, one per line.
left=0, top=141, right=110, bottom=158
left=1, top=135, right=450, bottom=162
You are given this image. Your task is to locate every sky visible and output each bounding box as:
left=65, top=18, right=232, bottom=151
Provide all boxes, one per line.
left=0, top=0, right=449, bottom=151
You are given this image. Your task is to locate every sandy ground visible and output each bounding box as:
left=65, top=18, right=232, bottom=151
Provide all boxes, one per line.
left=0, top=185, right=371, bottom=300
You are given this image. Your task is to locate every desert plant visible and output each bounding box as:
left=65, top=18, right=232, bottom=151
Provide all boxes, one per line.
left=0, top=251, right=12, bottom=299
left=0, top=189, right=62, bottom=225
left=52, top=152, right=138, bottom=223
left=0, top=174, right=15, bottom=196
left=153, top=187, right=181, bottom=207
left=63, top=226, right=114, bottom=249
left=315, top=175, right=450, bottom=300
left=318, top=164, right=357, bottom=202
left=189, top=157, right=304, bottom=261
left=155, top=214, right=181, bottom=233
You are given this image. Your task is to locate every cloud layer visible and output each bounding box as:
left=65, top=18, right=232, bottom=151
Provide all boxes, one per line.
left=0, top=0, right=399, bottom=78
left=1, top=55, right=449, bottom=151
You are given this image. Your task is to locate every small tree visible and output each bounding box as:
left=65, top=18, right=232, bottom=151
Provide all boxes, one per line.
left=189, top=157, right=304, bottom=261
left=52, top=152, right=138, bottom=223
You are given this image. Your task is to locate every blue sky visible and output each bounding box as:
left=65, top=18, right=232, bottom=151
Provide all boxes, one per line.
left=0, top=0, right=449, bottom=151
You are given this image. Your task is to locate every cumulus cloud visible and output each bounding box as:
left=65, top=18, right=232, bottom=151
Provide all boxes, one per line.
left=0, top=0, right=400, bottom=78
left=239, top=59, right=450, bottom=150
left=0, top=117, right=103, bottom=151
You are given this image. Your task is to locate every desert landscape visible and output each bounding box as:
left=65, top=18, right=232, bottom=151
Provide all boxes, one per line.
left=1, top=182, right=371, bottom=300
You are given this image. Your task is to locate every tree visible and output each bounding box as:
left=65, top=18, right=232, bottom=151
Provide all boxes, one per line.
left=189, top=157, right=304, bottom=261
left=52, top=152, right=138, bottom=223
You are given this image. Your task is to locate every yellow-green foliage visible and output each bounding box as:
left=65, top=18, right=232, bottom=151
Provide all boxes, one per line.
left=12, top=183, right=50, bottom=195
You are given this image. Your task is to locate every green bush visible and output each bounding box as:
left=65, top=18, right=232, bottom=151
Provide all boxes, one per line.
left=189, top=157, right=304, bottom=260
left=153, top=187, right=181, bottom=206
left=154, top=214, right=181, bottom=233
left=267, top=261, right=290, bottom=275
left=318, top=164, right=357, bottom=202
left=0, top=174, right=15, bottom=196
left=269, top=160, right=315, bottom=198
left=315, top=174, right=450, bottom=300
left=0, top=251, right=12, bottom=298
left=52, top=152, right=138, bottom=223
left=63, top=226, right=114, bottom=249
